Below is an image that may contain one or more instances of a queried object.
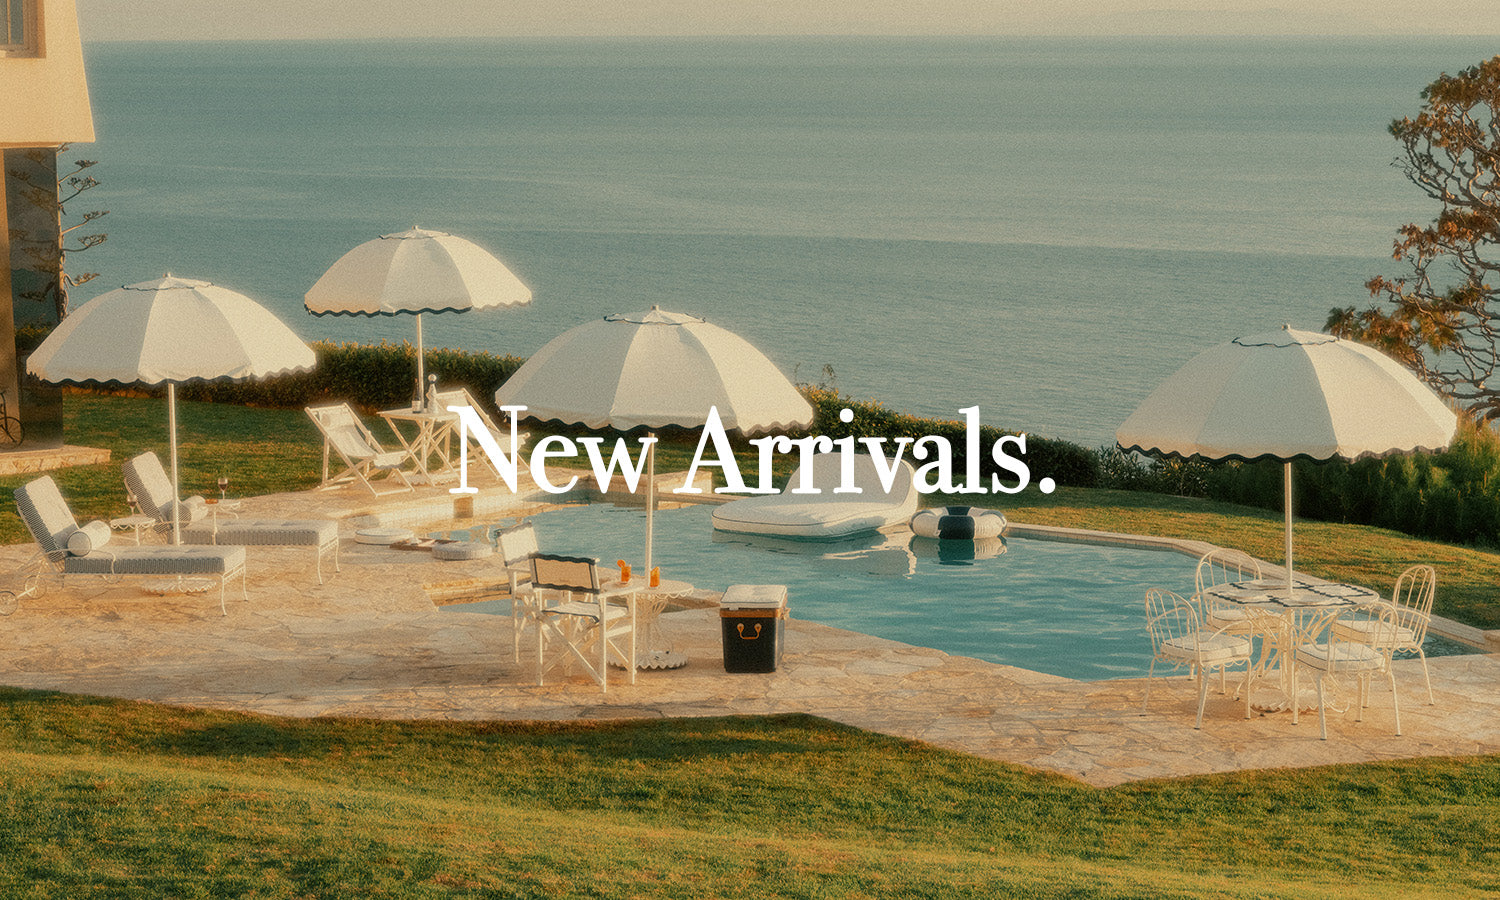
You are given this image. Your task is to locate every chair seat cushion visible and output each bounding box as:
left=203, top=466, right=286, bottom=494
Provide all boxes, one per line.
left=62, top=545, right=245, bottom=576
left=1332, top=619, right=1417, bottom=647
left=183, top=519, right=337, bottom=547
left=1295, top=641, right=1384, bottom=671
left=1162, top=631, right=1251, bottom=665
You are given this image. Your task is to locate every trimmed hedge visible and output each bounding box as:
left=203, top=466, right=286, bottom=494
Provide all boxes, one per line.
left=799, top=388, right=1099, bottom=489
left=1203, top=416, right=1500, bottom=547
left=166, top=341, right=526, bottom=420
left=1103, top=415, right=1500, bottom=548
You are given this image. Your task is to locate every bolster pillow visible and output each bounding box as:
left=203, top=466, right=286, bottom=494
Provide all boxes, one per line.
left=66, top=520, right=113, bottom=556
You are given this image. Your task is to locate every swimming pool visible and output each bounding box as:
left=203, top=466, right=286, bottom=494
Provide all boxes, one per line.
left=442, top=502, right=1476, bottom=682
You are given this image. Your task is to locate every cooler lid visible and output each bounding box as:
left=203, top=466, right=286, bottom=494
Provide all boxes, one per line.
left=721, top=583, right=788, bottom=609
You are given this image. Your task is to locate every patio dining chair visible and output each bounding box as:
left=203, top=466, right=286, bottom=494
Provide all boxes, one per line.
left=530, top=552, right=636, bottom=693
left=1290, top=603, right=1402, bottom=740
left=1192, top=547, right=1265, bottom=692
left=123, top=451, right=341, bottom=584
left=14, top=475, right=248, bottom=615
left=305, top=403, right=415, bottom=496
left=1142, top=588, right=1253, bottom=729
left=1331, top=563, right=1436, bottom=705
left=1193, top=547, right=1264, bottom=634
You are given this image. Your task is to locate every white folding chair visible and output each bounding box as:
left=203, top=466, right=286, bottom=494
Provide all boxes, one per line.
left=305, top=403, right=414, bottom=496
left=496, top=519, right=541, bottom=662
left=530, top=553, right=636, bottom=693
left=432, top=387, right=528, bottom=481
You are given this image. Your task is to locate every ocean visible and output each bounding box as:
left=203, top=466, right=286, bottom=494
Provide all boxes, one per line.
left=74, top=36, right=1499, bottom=448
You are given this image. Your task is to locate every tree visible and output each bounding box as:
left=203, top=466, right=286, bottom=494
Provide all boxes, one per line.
left=7, top=144, right=107, bottom=320
left=1327, top=55, right=1500, bottom=421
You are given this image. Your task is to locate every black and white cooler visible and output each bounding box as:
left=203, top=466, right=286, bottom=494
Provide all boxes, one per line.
left=719, top=584, right=788, bottom=673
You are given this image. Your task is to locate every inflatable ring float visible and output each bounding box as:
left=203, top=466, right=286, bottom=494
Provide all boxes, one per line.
left=909, top=506, right=1007, bottom=540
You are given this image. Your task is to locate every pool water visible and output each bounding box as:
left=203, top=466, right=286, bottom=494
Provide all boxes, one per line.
left=443, top=503, right=1477, bottom=682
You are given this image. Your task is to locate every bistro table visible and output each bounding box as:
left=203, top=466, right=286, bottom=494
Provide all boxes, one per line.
left=600, top=577, right=695, bottom=670
left=377, top=406, right=459, bottom=482
left=1197, top=578, right=1381, bottom=711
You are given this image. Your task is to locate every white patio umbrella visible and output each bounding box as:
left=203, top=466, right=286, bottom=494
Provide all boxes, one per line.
left=305, top=227, right=531, bottom=402
left=1116, top=325, right=1457, bottom=592
left=27, top=275, right=316, bottom=543
left=494, top=306, right=814, bottom=575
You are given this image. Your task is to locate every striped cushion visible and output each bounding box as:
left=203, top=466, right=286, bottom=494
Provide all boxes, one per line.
left=1333, top=619, right=1417, bottom=647
left=62, top=545, right=245, bottom=576
left=1295, top=641, right=1384, bottom=672
left=183, top=518, right=337, bottom=548
left=1162, top=631, right=1251, bottom=665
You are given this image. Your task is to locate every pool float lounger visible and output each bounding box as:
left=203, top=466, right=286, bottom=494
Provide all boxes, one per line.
left=711, top=454, right=919, bottom=540
left=910, top=505, right=1008, bottom=540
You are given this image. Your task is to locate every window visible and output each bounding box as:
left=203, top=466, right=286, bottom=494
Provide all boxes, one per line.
left=1, top=0, right=36, bottom=57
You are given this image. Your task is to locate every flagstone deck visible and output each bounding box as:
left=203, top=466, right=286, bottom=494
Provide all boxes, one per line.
left=1, top=478, right=1497, bottom=788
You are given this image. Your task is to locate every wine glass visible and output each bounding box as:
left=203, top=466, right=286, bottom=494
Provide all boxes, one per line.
left=217, top=474, right=229, bottom=500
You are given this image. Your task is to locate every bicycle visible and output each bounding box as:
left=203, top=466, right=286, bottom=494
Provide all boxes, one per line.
left=0, top=390, right=22, bottom=447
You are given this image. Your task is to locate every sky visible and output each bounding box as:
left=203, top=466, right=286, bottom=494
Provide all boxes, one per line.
left=73, top=0, right=1500, bottom=41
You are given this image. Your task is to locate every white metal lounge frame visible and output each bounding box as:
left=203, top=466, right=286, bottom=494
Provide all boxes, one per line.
left=1142, top=588, right=1254, bottom=729
left=15, top=476, right=248, bottom=615
left=305, top=403, right=415, bottom=496
left=529, top=552, right=636, bottom=693
left=123, top=451, right=341, bottom=584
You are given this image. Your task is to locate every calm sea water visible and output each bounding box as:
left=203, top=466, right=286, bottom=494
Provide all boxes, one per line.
left=77, top=37, right=1498, bottom=447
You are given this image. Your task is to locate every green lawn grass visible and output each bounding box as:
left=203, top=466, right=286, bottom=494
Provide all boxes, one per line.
left=3, top=397, right=1500, bottom=896
left=0, top=689, right=1497, bottom=899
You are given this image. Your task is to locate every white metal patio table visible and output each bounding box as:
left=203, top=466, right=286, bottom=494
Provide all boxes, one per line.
left=601, top=577, right=695, bottom=670
left=377, top=406, right=459, bottom=482
left=1198, top=578, right=1379, bottom=711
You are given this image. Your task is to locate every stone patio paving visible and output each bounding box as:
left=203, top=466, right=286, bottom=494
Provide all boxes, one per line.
left=2, top=478, right=1497, bottom=788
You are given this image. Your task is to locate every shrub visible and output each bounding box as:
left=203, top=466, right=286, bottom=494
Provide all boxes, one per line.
left=800, top=388, right=1099, bottom=489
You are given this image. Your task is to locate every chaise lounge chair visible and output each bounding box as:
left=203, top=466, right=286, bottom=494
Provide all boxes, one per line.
left=15, top=475, right=248, bottom=615
left=123, top=452, right=341, bottom=584
left=711, top=453, right=919, bottom=540
left=305, top=403, right=415, bottom=496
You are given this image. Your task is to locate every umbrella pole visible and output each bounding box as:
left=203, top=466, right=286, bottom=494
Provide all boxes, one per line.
left=1283, top=461, right=1293, bottom=593
left=644, top=433, right=655, bottom=575
left=169, top=382, right=181, bottom=546
left=415, top=313, right=425, bottom=405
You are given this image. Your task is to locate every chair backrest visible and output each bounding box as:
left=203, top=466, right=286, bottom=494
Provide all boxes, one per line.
left=1391, top=564, right=1436, bottom=641
left=432, top=387, right=500, bottom=427
left=14, top=476, right=79, bottom=561
left=497, top=519, right=540, bottom=568
left=122, top=451, right=176, bottom=522
left=1144, top=587, right=1198, bottom=654
left=529, top=553, right=601, bottom=596
left=1194, top=548, right=1262, bottom=594
left=306, top=403, right=382, bottom=460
